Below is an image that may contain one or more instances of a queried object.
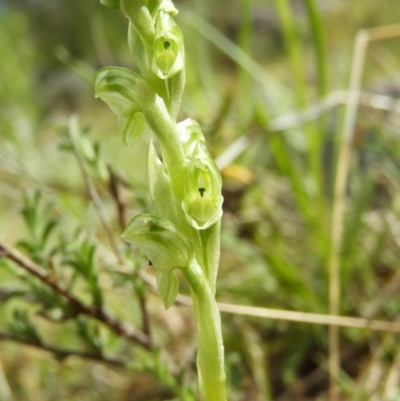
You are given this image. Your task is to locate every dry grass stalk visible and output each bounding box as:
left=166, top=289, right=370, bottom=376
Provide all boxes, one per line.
left=328, top=23, right=400, bottom=401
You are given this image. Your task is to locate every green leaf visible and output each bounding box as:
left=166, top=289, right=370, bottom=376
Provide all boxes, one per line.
left=94, top=67, right=148, bottom=116
left=100, top=0, right=120, bottom=9
left=40, top=219, right=58, bottom=249
left=122, top=214, right=192, bottom=272
left=61, top=236, right=101, bottom=306
left=79, top=131, right=96, bottom=162
left=156, top=271, right=179, bottom=309
left=21, top=189, right=42, bottom=236
left=119, top=111, right=146, bottom=147
left=9, top=309, right=42, bottom=345
left=77, top=318, right=102, bottom=354
left=17, top=240, right=36, bottom=254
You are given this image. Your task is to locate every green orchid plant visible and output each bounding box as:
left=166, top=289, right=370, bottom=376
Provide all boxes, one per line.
left=95, top=0, right=227, bottom=399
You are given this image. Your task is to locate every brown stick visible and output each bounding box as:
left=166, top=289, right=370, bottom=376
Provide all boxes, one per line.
left=67, top=119, right=124, bottom=264
left=106, top=166, right=152, bottom=337
left=0, top=242, right=152, bottom=349
left=107, top=165, right=127, bottom=231
left=138, top=288, right=152, bottom=337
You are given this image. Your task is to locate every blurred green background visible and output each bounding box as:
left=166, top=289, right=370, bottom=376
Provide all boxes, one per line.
left=1, top=0, right=400, bottom=400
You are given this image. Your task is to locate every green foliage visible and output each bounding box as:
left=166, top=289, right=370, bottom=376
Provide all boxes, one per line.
left=8, top=309, right=42, bottom=345
left=17, top=190, right=59, bottom=265
left=2, top=0, right=400, bottom=400
left=61, top=232, right=103, bottom=308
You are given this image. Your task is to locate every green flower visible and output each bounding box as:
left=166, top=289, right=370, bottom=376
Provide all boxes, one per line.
left=177, top=118, right=205, bottom=159
left=177, top=118, right=223, bottom=230
left=182, top=153, right=223, bottom=230
left=122, top=214, right=192, bottom=272
left=152, top=11, right=184, bottom=79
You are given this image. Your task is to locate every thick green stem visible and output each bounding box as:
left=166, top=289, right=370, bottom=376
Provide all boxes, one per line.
left=121, top=0, right=155, bottom=55
left=183, top=261, right=226, bottom=401
left=139, top=93, right=186, bottom=199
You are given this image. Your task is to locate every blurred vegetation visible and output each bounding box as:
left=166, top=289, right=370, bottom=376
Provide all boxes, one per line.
left=1, top=0, right=400, bottom=400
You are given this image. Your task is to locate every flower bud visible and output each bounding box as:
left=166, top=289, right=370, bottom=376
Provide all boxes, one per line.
left=152, top=11, right=184, bottom=79
left=158, top=0, right=178, bottom=16
left=177, top=118, right=205, bottom=160
left=182, top=155, right=223, bottom=230
left=122, top=214, right=192, bottom=272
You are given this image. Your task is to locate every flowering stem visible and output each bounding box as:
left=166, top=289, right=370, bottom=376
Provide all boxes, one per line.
left=138, top=93, right=186, bottom=198
left=183, top=261, right=227, bottom=401
left=97, top=1, right=227, bottom=399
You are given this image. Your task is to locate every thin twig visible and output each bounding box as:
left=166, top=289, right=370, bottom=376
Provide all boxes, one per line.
left=110, top=266, right=400, bottom=334
left=215, top=303, right=400, bottom=333
left=215, top=90, right=400, bottom=170
left=366, top=23, right=400, bottom=42
left=361, top=214, right=400, bottom=318
left=328, top=29, right=369, bottom=401
left=68, top=120, right=153, bottom=342
left=0, top=332, right=127, bottom=367
left=107, top=165, right=152, bottom=337
left=327, top=24, right=400, bottom=401
left=269, top=91, right=400, bottom=133
left=0, top=242, right=152, bottom=348
left=138, top=290, right=151, bottom=337
left=107, top=165, right=127, bottom=231
left=67, top=117, right=124, bottom=264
